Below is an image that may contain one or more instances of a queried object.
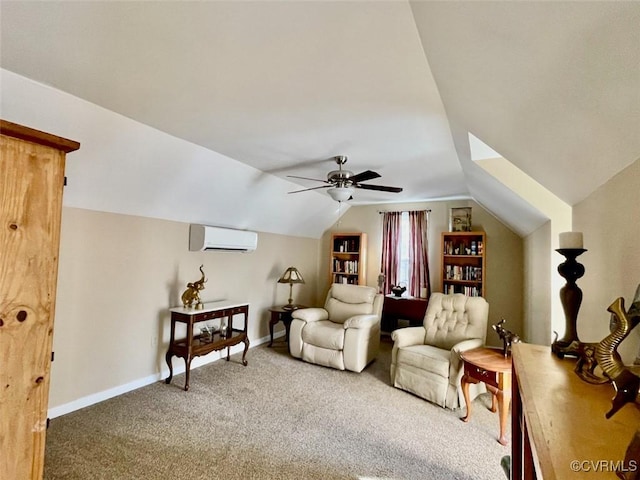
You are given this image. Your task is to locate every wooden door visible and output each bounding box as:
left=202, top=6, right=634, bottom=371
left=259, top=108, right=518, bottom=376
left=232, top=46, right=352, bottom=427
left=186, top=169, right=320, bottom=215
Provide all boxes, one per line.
left=0, top=120, right=79, bottom=479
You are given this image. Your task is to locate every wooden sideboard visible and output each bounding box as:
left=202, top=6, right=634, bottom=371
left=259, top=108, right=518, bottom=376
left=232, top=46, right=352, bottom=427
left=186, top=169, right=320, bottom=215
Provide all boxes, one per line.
left=512, top=343, right=640, bottom=479
left=165, top=300, right=249, bottom=391
left=381, top=295, right=428, bottom=332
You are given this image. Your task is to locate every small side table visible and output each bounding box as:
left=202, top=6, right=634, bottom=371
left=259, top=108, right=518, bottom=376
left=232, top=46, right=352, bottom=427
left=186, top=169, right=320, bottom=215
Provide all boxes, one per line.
left=268, top=306, right=305, bottom=347
left=460, top=347, right=512, bottom=446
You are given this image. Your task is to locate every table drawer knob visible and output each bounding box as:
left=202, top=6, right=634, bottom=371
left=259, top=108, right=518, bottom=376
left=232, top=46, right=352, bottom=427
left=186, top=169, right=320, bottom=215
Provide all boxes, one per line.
left=466, top=364, right=498, bottom=384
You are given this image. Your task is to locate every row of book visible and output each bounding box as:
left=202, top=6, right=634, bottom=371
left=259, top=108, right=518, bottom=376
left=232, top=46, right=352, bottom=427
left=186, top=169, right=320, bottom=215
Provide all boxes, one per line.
left=444, top=265, right=482, bottom=281
left=334, top=275, right=359, bottom=285
left=444, top=284, right=482, bottom=297
left=443, top=240, right=484, bottom=256
left=333, top=259, right=359, bottom=274
left=333, top=239, right=360, bottom=253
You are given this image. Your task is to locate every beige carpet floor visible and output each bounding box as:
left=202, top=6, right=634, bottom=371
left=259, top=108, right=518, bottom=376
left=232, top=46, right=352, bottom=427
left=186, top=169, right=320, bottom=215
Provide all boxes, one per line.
left=44, top=337, right=509, bottom=479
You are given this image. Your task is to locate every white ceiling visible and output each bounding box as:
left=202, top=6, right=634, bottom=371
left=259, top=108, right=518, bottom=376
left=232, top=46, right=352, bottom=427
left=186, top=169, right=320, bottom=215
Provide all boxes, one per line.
left=1, top=1, right=639, bottom=236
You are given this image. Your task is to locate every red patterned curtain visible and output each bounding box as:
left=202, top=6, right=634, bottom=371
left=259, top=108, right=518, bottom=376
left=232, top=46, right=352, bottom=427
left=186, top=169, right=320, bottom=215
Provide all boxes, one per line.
left=380, top=211, right=401, bottom=294
left=408, top=210, right=430, bottom=298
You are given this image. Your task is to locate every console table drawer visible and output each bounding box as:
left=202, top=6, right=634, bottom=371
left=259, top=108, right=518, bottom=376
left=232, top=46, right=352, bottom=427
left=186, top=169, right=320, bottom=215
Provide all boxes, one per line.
left=198, top=310, right=225, bottom=321
left=465, top=363, right=499, bottom=387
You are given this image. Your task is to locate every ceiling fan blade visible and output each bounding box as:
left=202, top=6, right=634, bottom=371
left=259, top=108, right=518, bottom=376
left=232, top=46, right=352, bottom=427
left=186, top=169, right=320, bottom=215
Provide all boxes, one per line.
left=356, top=183, right=403, bottom=193
left=349, top=170, right=381, bottom=183
left=286, top=175, right=328, bottom=184
left=288, top=185, right=331, bottom=194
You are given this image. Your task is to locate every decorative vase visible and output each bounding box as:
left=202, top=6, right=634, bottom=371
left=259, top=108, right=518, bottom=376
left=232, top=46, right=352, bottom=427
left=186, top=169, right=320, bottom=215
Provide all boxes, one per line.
left=391, top=284, right=406, bottom=297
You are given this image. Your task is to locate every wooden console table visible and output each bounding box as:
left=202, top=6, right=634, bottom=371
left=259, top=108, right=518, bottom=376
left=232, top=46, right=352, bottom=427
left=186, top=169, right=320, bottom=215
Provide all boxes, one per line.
left=381, top=295, right=428, bottom=332
left=512, top=343, right=640, bottom=479
left=461, top=347, right=512, bottom=446
left=165, top=300, right=249, bottom=391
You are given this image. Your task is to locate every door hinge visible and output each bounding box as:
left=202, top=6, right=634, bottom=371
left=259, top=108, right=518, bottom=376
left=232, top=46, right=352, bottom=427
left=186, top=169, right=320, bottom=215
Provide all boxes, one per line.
left=64, top=176, right=67, bottom=186
left=51, top=351, right=55, bottom=362
left=47, top=418, right=51, bottom=429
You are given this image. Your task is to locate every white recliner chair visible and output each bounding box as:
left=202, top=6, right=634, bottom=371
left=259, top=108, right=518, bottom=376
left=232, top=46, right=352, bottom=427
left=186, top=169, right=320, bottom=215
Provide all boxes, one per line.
left=390, top=292, right=489, bottom=409
left=289, top=284, right=383, bottom=372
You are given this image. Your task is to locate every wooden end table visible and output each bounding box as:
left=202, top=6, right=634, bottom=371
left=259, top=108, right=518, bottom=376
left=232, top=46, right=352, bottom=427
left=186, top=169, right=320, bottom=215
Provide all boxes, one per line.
left=460, top=347, right=512, bottom=446
left=268, top=306, right=305, bottom=347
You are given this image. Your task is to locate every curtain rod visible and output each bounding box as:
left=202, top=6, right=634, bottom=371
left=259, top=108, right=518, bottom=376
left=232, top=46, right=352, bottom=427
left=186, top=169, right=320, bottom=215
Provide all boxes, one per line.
left=378, top=209, right=431, bottom=214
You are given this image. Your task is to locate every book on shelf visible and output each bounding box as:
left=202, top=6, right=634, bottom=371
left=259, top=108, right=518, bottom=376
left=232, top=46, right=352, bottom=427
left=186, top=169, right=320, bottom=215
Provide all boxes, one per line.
left=444, top=265, right=482, bottom=281
left=444, top=284, right=481, bottom=297
left=334, top=274, right=357, bottom=285
left=333, top=259, right=358, bottom=274
left=335, top=238, right=360, bottom=253
left=443, top=239, right=483, bottom=256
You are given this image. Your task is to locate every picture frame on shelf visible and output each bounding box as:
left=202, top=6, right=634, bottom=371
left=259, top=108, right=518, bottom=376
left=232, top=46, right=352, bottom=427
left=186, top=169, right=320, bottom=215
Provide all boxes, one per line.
left=449, top=207, right=472, bottom=232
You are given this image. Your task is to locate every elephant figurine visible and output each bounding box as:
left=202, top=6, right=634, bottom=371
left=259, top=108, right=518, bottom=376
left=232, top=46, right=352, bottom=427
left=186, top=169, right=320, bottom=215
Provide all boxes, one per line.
left=492, top=318, right=521, bottom=357
left=181, top=265, right=207, bottom=308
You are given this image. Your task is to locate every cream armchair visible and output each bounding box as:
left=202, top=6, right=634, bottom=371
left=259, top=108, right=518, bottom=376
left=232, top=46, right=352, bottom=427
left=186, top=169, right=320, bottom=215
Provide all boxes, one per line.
left=290, top=284, right=383, bottom=372
left=390, top=293, right=489, bottom=409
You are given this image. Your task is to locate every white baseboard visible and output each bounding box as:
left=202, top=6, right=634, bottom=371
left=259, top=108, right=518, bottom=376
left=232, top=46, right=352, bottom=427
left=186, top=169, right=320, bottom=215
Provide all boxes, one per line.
left=48, top=332, right=280, bottom=419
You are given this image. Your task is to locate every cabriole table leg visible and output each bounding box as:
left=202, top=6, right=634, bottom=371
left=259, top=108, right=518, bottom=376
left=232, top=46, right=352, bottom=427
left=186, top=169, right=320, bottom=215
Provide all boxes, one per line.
left=242, top=337, right=250, bottom=366
left=164, top=352, right=174, bottom=385
left=461, top=372, right=479, bottom=422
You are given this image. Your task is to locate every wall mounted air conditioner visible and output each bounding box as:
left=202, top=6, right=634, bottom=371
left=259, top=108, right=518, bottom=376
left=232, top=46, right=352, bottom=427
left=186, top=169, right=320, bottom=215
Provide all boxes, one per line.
left=189, top=224, right=258, bottom=252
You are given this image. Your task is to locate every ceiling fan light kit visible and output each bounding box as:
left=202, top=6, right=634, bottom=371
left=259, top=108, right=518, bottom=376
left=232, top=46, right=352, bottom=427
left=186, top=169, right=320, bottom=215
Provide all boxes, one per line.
left=327, top=187, right=354, bottom=202
left=287, top=155, right=402, bottom=203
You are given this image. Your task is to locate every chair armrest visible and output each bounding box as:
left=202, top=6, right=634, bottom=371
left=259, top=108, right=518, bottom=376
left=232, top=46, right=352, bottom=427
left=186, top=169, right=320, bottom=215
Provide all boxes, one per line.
left=449, top=338, right=484, bottom=383
left=391, top=326, right=425, bottom=348
left=390, top=327, right=426, bottom=380
left=291, top=307, right=328, bottom=323
left=451, top=338, right=484, bottom=355
left=343, top=314, right=378, bottom=329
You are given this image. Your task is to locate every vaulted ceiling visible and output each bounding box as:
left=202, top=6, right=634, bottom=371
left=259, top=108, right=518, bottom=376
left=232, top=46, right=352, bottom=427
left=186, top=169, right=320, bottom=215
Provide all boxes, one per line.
left=1, top=1, right=639, bottom=237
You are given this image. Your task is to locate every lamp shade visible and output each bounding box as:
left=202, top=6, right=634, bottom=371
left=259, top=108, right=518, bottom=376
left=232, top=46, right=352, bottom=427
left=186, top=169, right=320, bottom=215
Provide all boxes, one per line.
left=327, top=187, right=354, bottom=202
left=278, top=266, right=305, bottom=284
left=278, top=267, right=304, bottom=310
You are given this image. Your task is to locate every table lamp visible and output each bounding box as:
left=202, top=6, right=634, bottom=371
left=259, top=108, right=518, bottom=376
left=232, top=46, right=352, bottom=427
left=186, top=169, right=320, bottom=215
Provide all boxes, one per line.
left=278, top=266, right=305, bottom=310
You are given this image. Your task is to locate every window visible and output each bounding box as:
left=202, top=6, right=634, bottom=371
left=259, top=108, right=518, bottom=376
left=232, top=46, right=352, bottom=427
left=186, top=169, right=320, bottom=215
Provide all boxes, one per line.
left=397, top=212, right=410, bottom=287
left=381, top=210, right=430, bottom=298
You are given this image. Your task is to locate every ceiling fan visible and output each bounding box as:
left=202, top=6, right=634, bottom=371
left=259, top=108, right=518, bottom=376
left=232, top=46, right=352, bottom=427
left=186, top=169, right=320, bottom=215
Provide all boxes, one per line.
left=287, top=156, right=403, bottom=202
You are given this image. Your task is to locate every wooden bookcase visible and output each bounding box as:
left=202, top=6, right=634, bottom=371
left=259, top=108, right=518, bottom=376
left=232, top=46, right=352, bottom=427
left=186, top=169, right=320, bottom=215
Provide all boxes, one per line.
left=330, top=232, right=367, bottom=285
left=441, top=231, right=485, bottom=297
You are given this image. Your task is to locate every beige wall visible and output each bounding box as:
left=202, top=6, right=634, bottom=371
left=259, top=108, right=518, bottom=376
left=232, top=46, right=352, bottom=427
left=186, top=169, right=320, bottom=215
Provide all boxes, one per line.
left=51, top=207, right=320, bottom=412
left=321, top=199, right=524, bottom=347
left=572, top=157, right=640, bottom=363
left=522, top=157, right=640, bottom=361
left=523, top=221, right=552, bottom=345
